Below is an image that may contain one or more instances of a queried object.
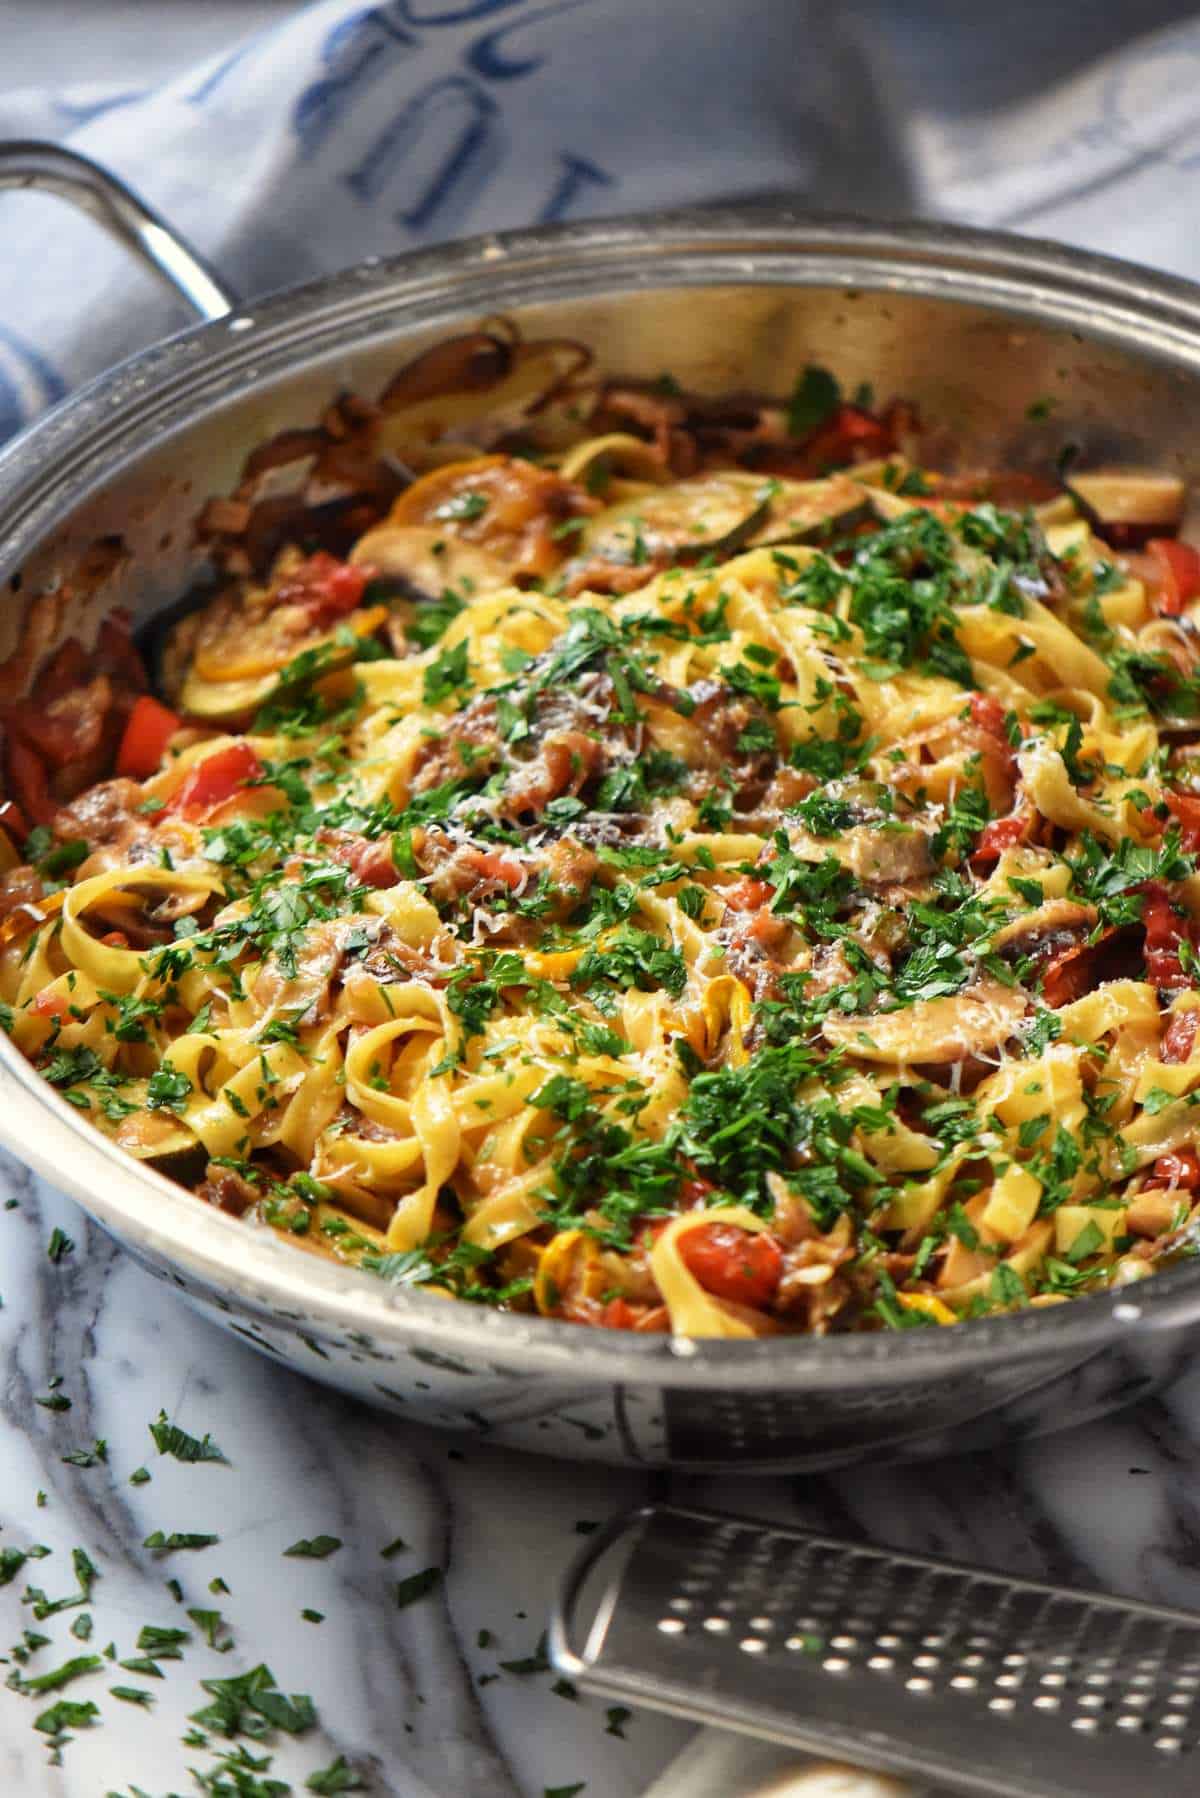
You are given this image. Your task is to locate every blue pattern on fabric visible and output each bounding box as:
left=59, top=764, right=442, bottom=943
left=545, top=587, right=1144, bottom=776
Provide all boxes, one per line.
left=535, top=151, right=614, bottom=222
left=389, top=0, right=533, bottom=25
left=294, top=9, right=421, bottom=159
left=345, top=73, right=501, bottom=232
left=464, top=0, right=589, bottom=79
left=4, top=0, right=1200, bottom=456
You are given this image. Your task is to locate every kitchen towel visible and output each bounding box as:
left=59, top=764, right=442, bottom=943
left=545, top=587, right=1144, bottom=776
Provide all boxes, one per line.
left=2, top=0, right=1200, bottom=438
left=0, top=0, right=906, bottom=439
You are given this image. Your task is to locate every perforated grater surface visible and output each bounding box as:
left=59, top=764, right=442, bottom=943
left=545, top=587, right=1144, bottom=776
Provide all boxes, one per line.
left=549, top=1503, right=1200, bottom=1797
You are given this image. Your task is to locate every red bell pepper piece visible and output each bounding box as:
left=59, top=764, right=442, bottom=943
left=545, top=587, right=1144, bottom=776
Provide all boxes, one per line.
left=1041, top=933, right=1117, bottom=1010
left=970, top=813, right=1028, bottom=870
left=599, top=1297, right=640, bottom=1330
left=723, top=875, right=775, bottom=912
left=801, top=405, right=892, bottom=470
left=278, top=552, right=373, bottom=624
left=115, top=694, right=182, bottom=779
left=1164, top=791, right=1200, bottom=854
left=5, top=739, right=57, bottom=828
left=598, top=1297, right=668, bottom=1332
left=166, top=741, right=264, bottom=820
left=1147, top=538, right=1200, bottom=616
left=678, top=1174, right=719, bottom=1208
left=965, top=692, right=1019, bottom=812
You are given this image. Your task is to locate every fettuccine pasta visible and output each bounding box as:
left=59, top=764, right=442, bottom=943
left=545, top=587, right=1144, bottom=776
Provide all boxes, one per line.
left=4, top=370, right=1200, bottom=1338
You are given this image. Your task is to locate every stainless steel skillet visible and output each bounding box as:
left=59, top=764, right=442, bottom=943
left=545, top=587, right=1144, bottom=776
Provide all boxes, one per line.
left=1, top=140, right=1199, bottom=1471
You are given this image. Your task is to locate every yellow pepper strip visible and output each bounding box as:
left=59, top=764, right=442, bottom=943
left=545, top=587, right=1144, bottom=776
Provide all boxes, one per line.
left=0, top=888, right=64, bottom=950
left=522, top=947, right=584, bottom=982
left=896, top=1291, right=958, bottom=1326
left=534, top=1228, right=603, bottom=1315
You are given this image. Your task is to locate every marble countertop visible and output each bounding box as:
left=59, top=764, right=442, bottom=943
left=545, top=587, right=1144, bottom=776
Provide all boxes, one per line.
left=3, top=4, right=1200, bottom=1793
left=1, top=1148, right=1198, bottom=1797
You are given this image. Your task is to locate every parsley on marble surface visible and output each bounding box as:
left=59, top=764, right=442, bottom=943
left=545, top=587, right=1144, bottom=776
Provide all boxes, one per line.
left=149, top=1412, right=228, bottom=1465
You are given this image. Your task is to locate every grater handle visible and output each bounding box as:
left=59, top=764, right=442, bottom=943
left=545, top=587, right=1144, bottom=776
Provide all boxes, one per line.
left=551, top=1502, right=655, bottom=1676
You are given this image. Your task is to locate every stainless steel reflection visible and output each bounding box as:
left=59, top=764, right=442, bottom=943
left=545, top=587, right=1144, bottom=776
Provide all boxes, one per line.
left=0, top=186, right=1198, bottom=1468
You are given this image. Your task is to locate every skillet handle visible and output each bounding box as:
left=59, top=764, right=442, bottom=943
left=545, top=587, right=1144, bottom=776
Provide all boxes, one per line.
left=0, top=139, right=236, bottom=323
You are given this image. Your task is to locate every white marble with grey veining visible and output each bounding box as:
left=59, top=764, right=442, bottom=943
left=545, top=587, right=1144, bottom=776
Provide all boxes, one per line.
left=3, top=1142, right=1200, bottom=1798
left=5, top=1, right=1200, bottom=1790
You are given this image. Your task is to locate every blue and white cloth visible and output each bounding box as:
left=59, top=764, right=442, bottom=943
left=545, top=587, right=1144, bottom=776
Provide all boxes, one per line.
left=3, top=0, right=1200, bottom=445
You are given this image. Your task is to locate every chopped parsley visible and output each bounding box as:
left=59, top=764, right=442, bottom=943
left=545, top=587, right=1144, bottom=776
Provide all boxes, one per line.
left=394, top=1567, right=442, bottom=1609
left=143, top=1530, right=219, bottom=1554
left=787, top=364, right=842, bottom=439
left=422, top=638, right=472, bottom=706
left=149, top=1413, right=228, bottom=1465
left=283, top=1536, right=343, bottom=1560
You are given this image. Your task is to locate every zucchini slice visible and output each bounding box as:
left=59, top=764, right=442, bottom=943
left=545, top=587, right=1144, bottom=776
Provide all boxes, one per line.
left=579, top=470, right=865, bottom=565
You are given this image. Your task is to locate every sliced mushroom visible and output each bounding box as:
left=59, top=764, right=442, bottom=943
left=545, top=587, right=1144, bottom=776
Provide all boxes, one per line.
left=841, top=824, right=934, bottom=885
left=557, top=432, right=670, bottom=489
left=380, top=454, right=591, bottom=581
left=990, top=898, right=1097, bottom=956
left=349, top=522, right=515, bottom=604
left=783, top=784, right=935, bottom=886
left=1065, top=469, right=1185, bottom=545
left=376, top=336, right=592, bottom=443
left=822, top=977, right=1027, bottom=1065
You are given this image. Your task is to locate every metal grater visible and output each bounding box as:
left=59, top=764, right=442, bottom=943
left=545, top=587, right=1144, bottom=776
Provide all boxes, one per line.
left=549, top=1503, right=1200, bottom=1798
